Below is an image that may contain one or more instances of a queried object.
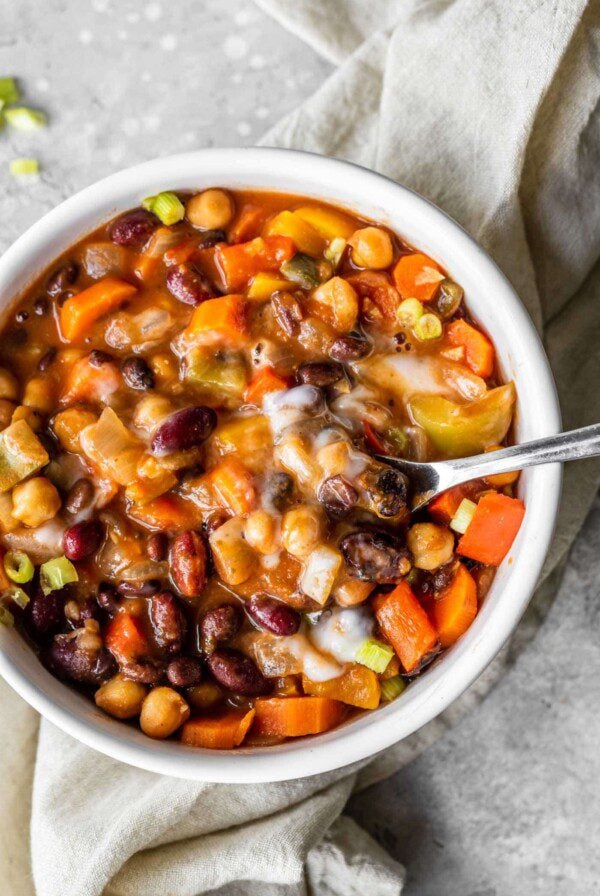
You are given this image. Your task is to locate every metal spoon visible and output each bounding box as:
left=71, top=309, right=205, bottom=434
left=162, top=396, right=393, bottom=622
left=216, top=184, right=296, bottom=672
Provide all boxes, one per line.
left=375, top=422, right=600, bottom=512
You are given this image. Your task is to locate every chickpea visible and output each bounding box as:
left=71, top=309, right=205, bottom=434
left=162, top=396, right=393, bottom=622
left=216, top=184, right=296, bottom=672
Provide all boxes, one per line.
left=12, top=477, right=61, bottom=527
left=311, top=277, right=358, bottom=332
left=0, top=367, right=19, bottom=402
left=133, top=394, right=174, bottom=434
left=0, top=399, right=16, bottom=430
left=244, top=509, right=280, bottom=555
left=348, top=226, right=393, bottom=269
left=53, top=407, right=97, bottom=452
left=149, top=352, right=179, bottom=390
left=186, top=189, right=234, bottom=230
left=12, top=405, right=43, bottom=431
left=23, top=376, right=55, bottom=413
left=139, top=687, right=190, bottom=739
left=407, top=523, right=455, bottom=571
left=95, top=674, right=147, bottom=720
left=333, top=577, right=374, bottom=607
left=281, top=505, right=324, bottom=561
left=187, top=681, right=223, bottom=711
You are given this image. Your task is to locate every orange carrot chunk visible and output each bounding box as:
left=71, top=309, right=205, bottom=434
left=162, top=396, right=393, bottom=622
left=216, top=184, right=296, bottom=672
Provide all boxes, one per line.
left=347, top=271, right=401, bottom=320
left=244, top=366, right=291, bottom=406
left=180, top=709, right=255, bottom=749
left=105, top=614, right=149, bottom=665
left=392, top=253, right=444, bottom=303
left=432, top=562, right=478, bottom=647
left=210, top=457, right=256, bottom=516
left=374, top=581, right=439, bottom=674
left=60, top=277, right=137, bottom=341
left=216, top=235, right=295, bottom=291
left=228, top=204, right=268, bottom=244
left=252, top=696, right=346, bottom=737
left=428, top=483, right=479, bottom=523
left=447, top=319, right=495, bottom=378
left=128, top=493, right=202, bottom=533
left=302, top=665, right=381, bottom=710
left=185, top=294, right=248, bottom=344
left=458, top=492, right=525, bottom=566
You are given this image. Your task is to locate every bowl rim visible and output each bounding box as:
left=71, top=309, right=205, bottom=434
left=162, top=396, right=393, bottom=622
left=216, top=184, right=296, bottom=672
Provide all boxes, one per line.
left=0, top=148, right=562, bottom=782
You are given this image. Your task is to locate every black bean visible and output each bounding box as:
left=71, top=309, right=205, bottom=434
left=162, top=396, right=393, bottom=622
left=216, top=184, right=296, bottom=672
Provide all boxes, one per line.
left=88, top=349, right=113, bottom=368
left=38, top=348, right=57, bottom=372
left=109, top=209, right=157, bottom=248
left=340, top=530, right=411, bottom=583
left=263, top=471, right=294, bottom=511
left=152, top=406, right=217, bottom=456
left=27, top=589, right=66, bottom=636
left=365, top=468, right=409, bottom=518
left=196, top=229, right=226, bottom=249
left=317, top=475, right=358, bottom=518
left=297, top=361, right=344, bottom=387
left=64, top=478, right=94, bottom=515
left=34, top=297, right=49, bottom=316
left=206, top=648, right=272, bottom=696
left=47, top=261, right=78, bottom=297
left=166, top=264, right=215, bottom=306
left=329, top=334, right=370, bottom=361
left=122, top=356, right=155, bottom=390
left=97, top=582, right=120, bottom=616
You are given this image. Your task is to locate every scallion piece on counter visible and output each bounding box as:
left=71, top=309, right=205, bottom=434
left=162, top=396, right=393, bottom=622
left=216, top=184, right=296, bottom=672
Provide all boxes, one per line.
left=0, top=77, right=20, bottom=105
left=142, top=191, right=185, bottom=226
left=450, top=498, right=477, bottom=535
left=4, top=550, right=34, bottom=583
left=380, top=675, right=406, bottom=702
left=396, top=297, right=424, bottom=328
left=39, top=556, right=78, bottom=596
left=9, top=158, right=40, bottom=177
left=5, top=586, right=30, bottom=609
left=4, top=106, right=47, bottom=132
left=355, top=638, right=394, bottom=674
left=414, top=312, right=442, bottom=342
left=0, top=604, right=15, bottom=627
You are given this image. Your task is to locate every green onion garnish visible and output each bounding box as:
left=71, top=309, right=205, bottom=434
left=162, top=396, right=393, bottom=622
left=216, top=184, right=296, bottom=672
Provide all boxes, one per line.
left=0, top=77, right=20, bottom=106
left=9, top=158, right=39, bottom=177
left=4, top=550, right=34, bottom=583
left=386, top=426, right=409, bottom=456
left=142, top=191, right=185, bottom=226
left=414, top=312, right=442, bottom=342
left=324, top=237, right=346, bottom=270
left=396, top=297, right=424, bottom=328
left=0, top=604, right=14, bottom=627
left=39, top=556, right=78, bottom=595
left=380, top=675, right=406, bottom=702
left=450, top=498, right=477, bottom=534
left=4, top=106, right=47, bottom=132
left=355, top=637, right=394, bottom=674
left=5, top=586, right=30, bottom=609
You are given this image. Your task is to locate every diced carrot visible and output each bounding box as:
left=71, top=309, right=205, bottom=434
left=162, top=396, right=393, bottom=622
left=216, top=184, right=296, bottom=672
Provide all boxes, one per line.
left=347, top=270, right=401, bottom=320
left=60, top=277, right=137, bottom=341
left=133, top=253, right=161, bottom=283
left=185, top=294, right=248, bottom=345
left=457, top=492, right=525, bottom=566
left=105, top=614, right=149, bottom=664
left=61, top=354, right=122, bottom=405
left=244, top=366, right=291, bottom=406
left=228, top=204, right=268, bottom=243
left=0, top=547, right=11, bottom=591
left=447, top=319, right=495, bottom=378
left=392, top=253, right=444, bottom=303
left=374, top=581, right=439, bottom=674
left=302, top=665, right=380, bottom=710
left=252, top=696, right=346, bottom=737
left=428, top=483, right=480, bottom=523
left=215, top=236, right=295, bottom=291
left=431, top=562, right=478, bottom=647
left=210, top=457, right=256, bottom=516
left=180, top=709, right=255, bottom=749
left=163, top=237, right=202, bottom=267
left=125, top=470, right=177, bottom=505
left=128, top=493, right=202, bottom=533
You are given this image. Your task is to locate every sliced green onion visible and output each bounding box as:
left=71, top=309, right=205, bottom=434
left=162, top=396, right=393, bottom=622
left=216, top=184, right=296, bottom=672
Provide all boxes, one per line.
left=9, top=158, right=39, bottom=177
left=142, top=191, right=185, bottom=226
left=380, top=675, right=406, bottom=702
left=4, top=106, right=46, bottom=132
left=39, top=556, right=78, bottom=596
left=4, top=550, right=34, bottom=583
left=0, top=77, right=20, bottom=105
left=386, top=426, right=409, bottom=456
left=324, top=237, right=346, bottom=270
left=405, top=568, right=419, bottom=586
left=5, top=586, right=30, bottom=609
left=281, top=253, right=320, bottom=289
left=0, top=605, right=14, bottom=627
left=396, top=297, right=424, bottom=328
left=355, top=637, right=394, bottom=674
left=450, top=498, right=477, bottom=534
left=414, top=312, right=442, bottom=342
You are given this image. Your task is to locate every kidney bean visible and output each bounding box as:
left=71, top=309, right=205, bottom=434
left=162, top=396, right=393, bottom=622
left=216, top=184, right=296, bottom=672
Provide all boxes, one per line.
left=122, top=356, right=155, bottom=391
left=202, top=511, right=228, bottom=536
left=121, top=659, right=165, bottom=685
left=63, top=519, right=103, bottom=562
left=146, top=533, right=167, bottom=562
left=329, top=334, right=370, bottom=361
left=317, top=475, right=358, bottom=518
left=196, top=229, right=226, bottom=249
left=166, top=656, right=203, bottom=688
left=170, top=531, right=207, bottom=597
left=152, top=406, right=217, bottom=456
left=263, top=471, right=294, bottom=511
left=150, top=590, right=186, bottom=655
left=246, top=595, right=300, bottom=636
left=34, top=297, right=49, bottom=316
left=27, top=589, right=66, bottom=636
left=206, top=648, right=272, bottom=696
left=200, top=603, right=242, bottom=653
left=340, top=529, right=411, bottom=583
left=96, top=582, right=120, bottom=616
left=109, top=209, right=157, bottom=248
left=117, top=579, right=160, bottom=597
left=46, top=635, right=116, bottom=686
left=271, top=291, right=303, bottom=336
left=64, top=478, right=94, bottom=515
left=365, top=468, right=409, bottom=518
left=88, top=349, right=113, bottom=368
left=166, top=264, right=215, bottom=306
left=46, top=261, right=78, bottom=297
left=38, top=347, right=57, bottom=372
left=297, top=361, right=344, bottom=387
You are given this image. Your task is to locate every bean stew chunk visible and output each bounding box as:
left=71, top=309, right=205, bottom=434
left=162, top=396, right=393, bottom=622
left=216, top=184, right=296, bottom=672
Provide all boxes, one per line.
left=0, top=187, right=523, bottom=749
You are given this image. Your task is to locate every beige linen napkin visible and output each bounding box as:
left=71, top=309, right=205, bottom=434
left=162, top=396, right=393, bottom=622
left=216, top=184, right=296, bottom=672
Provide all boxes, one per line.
left=2, top=2, right=599, bottom=894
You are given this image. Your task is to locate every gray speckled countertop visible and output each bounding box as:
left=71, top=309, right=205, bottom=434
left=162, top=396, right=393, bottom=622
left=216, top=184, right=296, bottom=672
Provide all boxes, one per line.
left=1, top=2, right=599, bottom=894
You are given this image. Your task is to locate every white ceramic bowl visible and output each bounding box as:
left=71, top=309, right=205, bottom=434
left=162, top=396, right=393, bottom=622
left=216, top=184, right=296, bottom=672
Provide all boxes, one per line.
left=0, top=149, right=561, bottom=782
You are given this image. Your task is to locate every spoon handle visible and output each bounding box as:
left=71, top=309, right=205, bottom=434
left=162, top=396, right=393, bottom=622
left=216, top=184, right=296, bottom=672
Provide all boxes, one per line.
left=446, top=422, right=600, bottom=484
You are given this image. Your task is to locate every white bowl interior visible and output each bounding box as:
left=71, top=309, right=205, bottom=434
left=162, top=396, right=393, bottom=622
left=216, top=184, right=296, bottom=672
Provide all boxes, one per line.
left=0, top=149, right=561, bottom=781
